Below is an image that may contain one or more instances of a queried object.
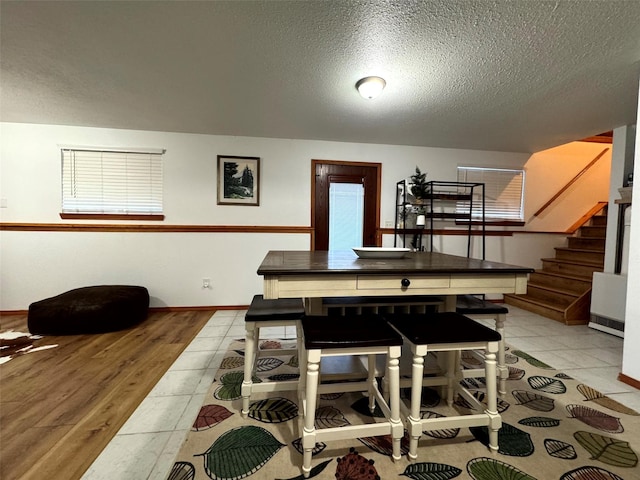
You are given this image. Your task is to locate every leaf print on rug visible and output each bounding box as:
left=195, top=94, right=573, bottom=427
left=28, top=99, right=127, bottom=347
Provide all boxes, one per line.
left=566, top=404, right=624, bottom=434
left=466, top=457, right=536, bottom=480
left=470, top=423, right=535, bottom=457
left=528, top=375, right=567, bottom=394
left=512, top=390, right=555, bottom=412
left=402, top=462, right=462, bottom=479
left=248, top=397, right=298, bottom=423
left=192, top=404, right=234, bottom=431
left=577, top=384, right=640, bottom=416
left=197, top=425, right=285, bottom=479
left=574, top=431, right=638, bottom=468
left=559, top=465, right=624, bottom=480
left=214, top=371, right=246, bottom=400
left=544, top=438, right=577, bottom=460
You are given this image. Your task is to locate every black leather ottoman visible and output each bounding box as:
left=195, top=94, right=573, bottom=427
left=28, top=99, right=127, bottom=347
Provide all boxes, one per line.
left=28, top=285, right=149, bottom=335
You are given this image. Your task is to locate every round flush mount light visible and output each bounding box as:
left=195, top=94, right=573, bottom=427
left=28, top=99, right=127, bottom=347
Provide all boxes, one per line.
left=355, top=76, right=386, bottom=99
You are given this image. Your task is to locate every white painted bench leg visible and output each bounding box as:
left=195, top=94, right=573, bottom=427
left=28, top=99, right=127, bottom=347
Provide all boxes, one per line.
left=241, top=323, right=257, bottom=417
left=302, top=349, right=320, bottom=478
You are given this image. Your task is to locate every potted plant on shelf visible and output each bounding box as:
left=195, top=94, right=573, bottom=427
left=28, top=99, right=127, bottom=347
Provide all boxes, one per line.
left=410, top=166, right=429, bottom=202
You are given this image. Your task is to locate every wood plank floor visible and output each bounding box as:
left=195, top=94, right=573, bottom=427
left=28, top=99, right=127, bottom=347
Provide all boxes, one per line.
left=0, top=310, right=213, bottom=480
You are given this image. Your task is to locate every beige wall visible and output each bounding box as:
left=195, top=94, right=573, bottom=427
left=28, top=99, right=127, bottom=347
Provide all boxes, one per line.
left=0, top=122, right=606, bottom=310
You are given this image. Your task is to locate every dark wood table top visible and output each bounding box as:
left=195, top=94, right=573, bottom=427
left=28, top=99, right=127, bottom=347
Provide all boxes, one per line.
left=257, top=250, right=534, bottom=276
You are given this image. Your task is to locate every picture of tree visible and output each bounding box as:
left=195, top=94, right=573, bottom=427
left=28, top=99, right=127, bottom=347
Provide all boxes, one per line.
left=217, top=155, right=260, bottom=205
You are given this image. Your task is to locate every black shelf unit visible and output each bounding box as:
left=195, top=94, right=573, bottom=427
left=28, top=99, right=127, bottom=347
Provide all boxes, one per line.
left=394, top=180, right=486, bottom=259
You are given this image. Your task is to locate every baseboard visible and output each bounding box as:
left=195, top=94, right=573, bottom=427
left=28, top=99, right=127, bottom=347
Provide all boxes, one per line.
left=618, top=372, right=640, bottom=390
left=1, top=305, right=249, bottom=316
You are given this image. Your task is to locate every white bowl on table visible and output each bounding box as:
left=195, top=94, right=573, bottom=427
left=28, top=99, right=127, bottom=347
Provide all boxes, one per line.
left=352, top=247, right=411, bottom=259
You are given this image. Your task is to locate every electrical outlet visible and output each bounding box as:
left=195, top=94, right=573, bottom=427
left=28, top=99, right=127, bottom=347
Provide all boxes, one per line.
left=385, top=220, right=393, bottom=228
left=202, top=278, right=211, bottom=289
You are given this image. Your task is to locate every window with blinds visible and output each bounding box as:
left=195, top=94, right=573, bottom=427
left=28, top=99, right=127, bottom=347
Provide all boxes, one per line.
left=61, top=147, right=164, bottom=217
left=457, top=166, right=525, bottom=221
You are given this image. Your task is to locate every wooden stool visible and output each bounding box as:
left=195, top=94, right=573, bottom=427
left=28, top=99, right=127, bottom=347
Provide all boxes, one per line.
left=241, top=295, right=305, bottom=417
left=456, top=295, right=509, bottom=395
left=299, top=313, right=403, bottom=478
left=386, top=312, right=502, bottom=462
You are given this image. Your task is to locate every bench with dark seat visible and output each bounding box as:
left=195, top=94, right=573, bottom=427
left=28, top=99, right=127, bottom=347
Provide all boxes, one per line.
left=385, top=311, right=502, bottom=462
left=28, top=285, right=149, bottom=335
left=241, top=294, right=305, bottom=416
left=456, top=294, right=509, bottom=395
left=299, top=313, right=403, bottom=477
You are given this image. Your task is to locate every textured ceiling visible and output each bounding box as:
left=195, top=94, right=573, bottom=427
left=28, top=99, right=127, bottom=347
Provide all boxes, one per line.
left=1, top=0, right=639, bottom=153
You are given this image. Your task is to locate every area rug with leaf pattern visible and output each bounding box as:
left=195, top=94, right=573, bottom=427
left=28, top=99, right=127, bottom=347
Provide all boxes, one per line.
left=168, top=338, right=640, bottom=480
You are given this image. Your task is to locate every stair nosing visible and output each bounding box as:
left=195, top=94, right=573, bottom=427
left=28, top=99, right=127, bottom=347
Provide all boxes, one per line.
left=541, top=257, right=604, bottom=267
left=526, top=283, right=581, bottom=298
left=531, top=271, right=593, bottom=283
left=503, top=294, right=565, bottom=313
left=554, top=247, right=605, bottom=254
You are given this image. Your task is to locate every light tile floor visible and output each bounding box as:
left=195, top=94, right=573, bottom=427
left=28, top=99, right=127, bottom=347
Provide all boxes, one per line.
left=80, top=306, right=640, bottom=480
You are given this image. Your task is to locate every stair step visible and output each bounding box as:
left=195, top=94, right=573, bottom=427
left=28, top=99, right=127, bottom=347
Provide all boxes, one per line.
left=529, top=271, right=592, bottom=294
left=590, top=215, right=608, bottom=226
left=525, top=284, right=577, bottom=306
left=554, top=247, right=605, bottom=264
left=503, top=294, right=566, bottom=322
left=541, top=258, right=603, bottom=279
left=567, top=236, right=606, bottom=250
left=579, top=225, right=606, bottom=237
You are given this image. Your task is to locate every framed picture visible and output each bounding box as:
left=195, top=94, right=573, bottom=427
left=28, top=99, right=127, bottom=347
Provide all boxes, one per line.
left=217, top=155, right=260, bottom=206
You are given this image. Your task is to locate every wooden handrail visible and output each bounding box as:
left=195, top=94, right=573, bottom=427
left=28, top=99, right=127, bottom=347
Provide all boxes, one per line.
left=533, top=147, right=609, bottom=217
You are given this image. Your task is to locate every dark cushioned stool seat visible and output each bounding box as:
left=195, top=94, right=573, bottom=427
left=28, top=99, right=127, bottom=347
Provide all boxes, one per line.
left=387, top=311, right=502, bottom=345
left=302, top=313, right=403, bottom=350
left=456, top=294, right=509, bottom=314
left=28, top=285, right=149, bottom=335
left=245, top=294, right=305, bottom=321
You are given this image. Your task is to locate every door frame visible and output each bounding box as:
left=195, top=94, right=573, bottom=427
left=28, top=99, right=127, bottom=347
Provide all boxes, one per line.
left=310, top=159, right=382, bottom=250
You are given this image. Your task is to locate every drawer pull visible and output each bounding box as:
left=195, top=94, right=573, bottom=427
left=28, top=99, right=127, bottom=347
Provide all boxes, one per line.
left=401, top=278, right=411, bottom=288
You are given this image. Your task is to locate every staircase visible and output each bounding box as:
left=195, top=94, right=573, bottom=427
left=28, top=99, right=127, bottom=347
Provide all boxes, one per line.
left=504, top=207, right=606, bottom=325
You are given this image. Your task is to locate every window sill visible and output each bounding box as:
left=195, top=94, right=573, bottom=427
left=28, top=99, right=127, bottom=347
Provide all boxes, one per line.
left=59, top=213, right=165, bottom=221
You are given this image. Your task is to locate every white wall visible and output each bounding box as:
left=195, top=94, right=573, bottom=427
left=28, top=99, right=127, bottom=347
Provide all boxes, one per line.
left=523, top=142, right=611, bottom=232
left=0, top=122, right=597, bottom=310
left=622, top=78, right=640, bottom=383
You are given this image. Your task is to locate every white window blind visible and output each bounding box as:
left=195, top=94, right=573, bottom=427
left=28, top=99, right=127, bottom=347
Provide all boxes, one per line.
left=329, top=182, right=364, bottom=251
left=457, top=166, right=525, bottom=221
left=61, top=148, right=163, bottom=215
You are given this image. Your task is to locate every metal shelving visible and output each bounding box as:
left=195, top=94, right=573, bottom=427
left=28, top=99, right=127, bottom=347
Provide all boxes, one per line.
left=394, top=180, right=486, bottom=258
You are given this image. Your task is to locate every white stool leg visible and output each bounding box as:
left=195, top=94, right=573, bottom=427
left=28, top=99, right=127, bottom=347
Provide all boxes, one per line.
left=495, top=314, right=507, bottom=396
left=302, top=349, right=320, bottom=478
left=484, top=343, right=500, bottom=451
left=368, top=354, right=377, bottom=412
left=407, top=348, right=425, bottom=462
left=445, top=350, right=457, bottom=406
left=241, top=322, right=257, bottom=417
left=387, top=347, right=402, bottom=461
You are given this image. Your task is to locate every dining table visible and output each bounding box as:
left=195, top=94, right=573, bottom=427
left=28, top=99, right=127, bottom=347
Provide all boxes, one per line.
left=257, top=249, right=534, bottom=314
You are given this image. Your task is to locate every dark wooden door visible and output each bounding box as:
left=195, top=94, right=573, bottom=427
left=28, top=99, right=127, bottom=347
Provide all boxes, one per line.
left=312, top=160, right=381, bottom=250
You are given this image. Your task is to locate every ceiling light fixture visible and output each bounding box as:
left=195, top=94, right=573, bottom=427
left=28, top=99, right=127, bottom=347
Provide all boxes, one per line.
left=356, top=76, right=386, bottom=99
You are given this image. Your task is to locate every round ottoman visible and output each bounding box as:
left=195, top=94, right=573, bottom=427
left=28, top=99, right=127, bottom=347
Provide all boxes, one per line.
left=28, top=285, right=149, bottom=335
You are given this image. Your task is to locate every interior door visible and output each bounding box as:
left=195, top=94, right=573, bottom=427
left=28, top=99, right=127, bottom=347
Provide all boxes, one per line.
left=312, top=160, right=381, bottom=250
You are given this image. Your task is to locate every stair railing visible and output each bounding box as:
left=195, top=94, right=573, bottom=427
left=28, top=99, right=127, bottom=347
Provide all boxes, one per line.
left=533, top=147, right=610, bottom=217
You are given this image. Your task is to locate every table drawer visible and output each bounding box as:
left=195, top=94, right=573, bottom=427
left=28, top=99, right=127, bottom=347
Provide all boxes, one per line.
left=450, top=274, right=517, bottom=289
left=356, top=275, right=450, bottom=290
left=274, top=275, right=357, bottom=296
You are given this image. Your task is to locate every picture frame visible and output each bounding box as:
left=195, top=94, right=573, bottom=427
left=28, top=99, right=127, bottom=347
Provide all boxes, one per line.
left=217, top=155, right=260, bottom=206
